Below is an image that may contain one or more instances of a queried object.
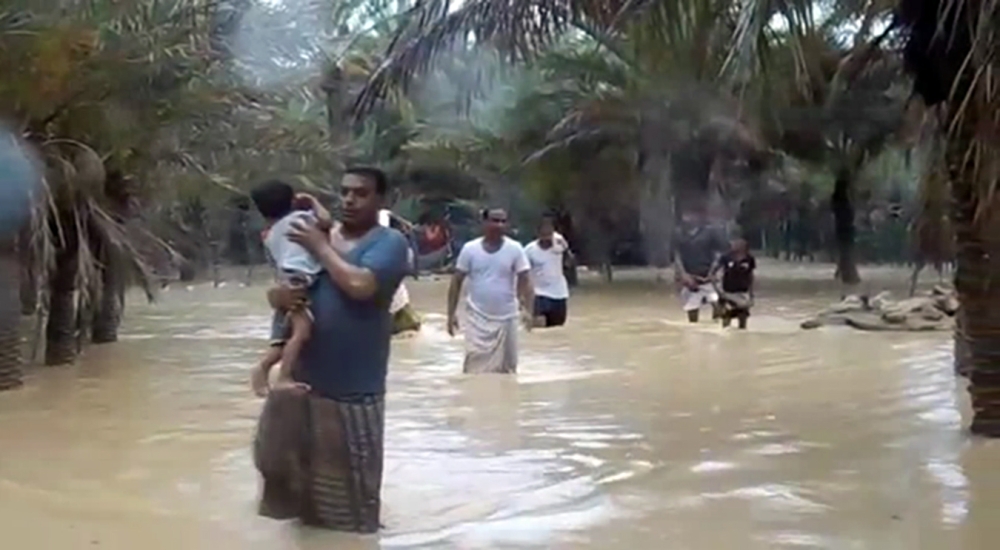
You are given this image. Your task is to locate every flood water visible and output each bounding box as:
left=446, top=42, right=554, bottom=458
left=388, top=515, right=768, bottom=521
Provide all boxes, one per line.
left=1, top=260, right=998, bottom=549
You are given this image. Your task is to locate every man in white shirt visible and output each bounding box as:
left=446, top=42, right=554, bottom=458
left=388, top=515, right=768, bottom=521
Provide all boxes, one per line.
left=524, top=216, right=573, bottom=327
left=446, top=208, right=533, bottom=373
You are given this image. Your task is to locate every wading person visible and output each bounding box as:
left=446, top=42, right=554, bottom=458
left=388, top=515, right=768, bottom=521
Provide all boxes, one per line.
left=674, top=206, right=729, bottom=323
left=446, top=208, right=533, bottom=373
left=712, top=238, right=756, bottom=329
left=524, top=216, right=572, bottom=328
left=253, top=166, right=409, bottom=533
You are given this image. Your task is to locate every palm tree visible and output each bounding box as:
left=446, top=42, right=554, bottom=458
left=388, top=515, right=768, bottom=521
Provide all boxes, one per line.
left=898, top=0, right=1000, bottom=435
left=0, top=238, right=20, bottom=390
left=0, top=0, right=231, bottom=366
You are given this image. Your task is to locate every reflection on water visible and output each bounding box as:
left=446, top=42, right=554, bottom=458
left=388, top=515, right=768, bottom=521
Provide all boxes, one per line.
left=0, top=262, right=997, bottom=549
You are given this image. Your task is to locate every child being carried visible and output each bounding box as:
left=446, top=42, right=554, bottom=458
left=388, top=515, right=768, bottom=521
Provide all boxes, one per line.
left=712, top=238, right=756, bottom=329
left=249, top=180, right=332, bottom=396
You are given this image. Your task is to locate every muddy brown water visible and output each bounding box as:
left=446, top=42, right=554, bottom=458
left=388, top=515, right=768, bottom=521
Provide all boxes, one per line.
left=1, top=260, right=997, bottom=549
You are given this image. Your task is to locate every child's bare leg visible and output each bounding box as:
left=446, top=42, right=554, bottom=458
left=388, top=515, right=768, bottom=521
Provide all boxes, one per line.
left=275, top=310, right=312, bottom=387
left=252, top=345, right=283, bottom=397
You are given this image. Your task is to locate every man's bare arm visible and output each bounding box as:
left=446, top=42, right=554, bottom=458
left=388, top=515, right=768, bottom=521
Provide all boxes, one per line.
left=708, top=253, right=723, bottom=280
left=295, top=193, right=333, bottom=231
left=313, top=204, right=333, bottom=231
left=314, top=246, right=378, bottom=301
left=517, top=270, right=534, bottom=311
left=674, top=254, right=688, bottom=277
left=447, top=271, right=466, bottom=321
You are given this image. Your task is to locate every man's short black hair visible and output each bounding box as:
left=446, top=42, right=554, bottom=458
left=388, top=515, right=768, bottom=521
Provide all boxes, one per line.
left=345, top=166, right=388, bottom=196
left=482, top=207, right=506, bottom=220
left=250, top=179, right=294, bottom=220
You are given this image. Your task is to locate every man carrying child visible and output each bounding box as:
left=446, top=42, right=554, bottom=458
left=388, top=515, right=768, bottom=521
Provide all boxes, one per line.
left=249, top=168, right=410, bottom=533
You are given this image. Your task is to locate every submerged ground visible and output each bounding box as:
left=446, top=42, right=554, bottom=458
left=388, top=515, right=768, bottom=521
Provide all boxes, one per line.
left=0, top=260, right=995, bottom=549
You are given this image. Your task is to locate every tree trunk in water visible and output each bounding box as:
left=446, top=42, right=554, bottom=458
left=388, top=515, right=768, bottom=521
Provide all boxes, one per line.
left=0, top=239, right=22, bottom=390
left=17, top=225, right=37, bottom=315
left=91, top=262, right=122, bottom=344
left=947, top=122, right=1000, bottom=436
left=954, top=307, right=971, bottom=377
left=831, top=170, right=861, bottom=289
left=179, top=260, right=196, bottom=282
left=583, top=219, right=614, bottom=283
left=45, top=238, right=78, bottom=366
left=638, top=153, right=674, bottom=268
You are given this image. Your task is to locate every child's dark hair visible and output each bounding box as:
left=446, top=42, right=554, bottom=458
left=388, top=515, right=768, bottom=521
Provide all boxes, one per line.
left=250, top=180, right=294, bottom=220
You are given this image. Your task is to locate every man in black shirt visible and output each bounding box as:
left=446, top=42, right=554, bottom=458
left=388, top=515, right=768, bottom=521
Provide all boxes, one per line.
left=712, top=238, right=756, bottom=329
left=674, top=208, right=730, bottom=323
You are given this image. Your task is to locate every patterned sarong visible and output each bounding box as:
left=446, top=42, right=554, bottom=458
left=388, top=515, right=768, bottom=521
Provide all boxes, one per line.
left=254, top=390, right=385, bottom=533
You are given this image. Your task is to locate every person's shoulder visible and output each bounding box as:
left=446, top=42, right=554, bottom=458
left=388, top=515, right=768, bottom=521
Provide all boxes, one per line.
left=460, top=237, right=483, bottom=252
left=372, top=226, right=408, bottom=256
left=376, top=225, right=407, bottom=244
left=524, top=239, right=539, bottom=252
left=503, top=236, right=526, bottom=250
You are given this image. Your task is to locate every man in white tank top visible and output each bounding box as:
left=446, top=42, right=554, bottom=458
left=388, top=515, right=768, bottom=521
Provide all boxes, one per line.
left=446, top=208, right=533, bottom=373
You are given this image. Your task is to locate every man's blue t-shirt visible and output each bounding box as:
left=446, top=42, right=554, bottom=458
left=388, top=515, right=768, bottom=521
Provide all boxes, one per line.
left=270, top=226, right=409, bottom=399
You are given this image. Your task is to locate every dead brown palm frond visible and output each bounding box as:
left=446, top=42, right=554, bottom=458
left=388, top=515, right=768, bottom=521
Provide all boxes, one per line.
left=23, top=177, right=55, bottom=363
left=86, top=198, right=160, bottom=303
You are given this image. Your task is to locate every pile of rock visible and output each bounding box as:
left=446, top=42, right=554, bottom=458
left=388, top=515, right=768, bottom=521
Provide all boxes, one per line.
left=801, top=285, right=958, bottom=331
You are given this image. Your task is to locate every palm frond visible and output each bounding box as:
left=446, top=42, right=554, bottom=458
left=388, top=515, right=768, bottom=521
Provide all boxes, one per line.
left=354, top=0, right=598, bottom=115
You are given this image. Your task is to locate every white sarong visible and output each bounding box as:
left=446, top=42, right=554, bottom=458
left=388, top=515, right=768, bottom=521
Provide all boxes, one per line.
left=462, top=300, right=519, bottom=374
left=680, top=282, right=719, bottom=312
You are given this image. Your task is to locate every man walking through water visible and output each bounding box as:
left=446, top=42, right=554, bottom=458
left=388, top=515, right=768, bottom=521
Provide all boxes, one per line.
left=446, top=208, right=533, bottom=373
left=254, top=166, right=409, bottom=533
left=674, top=205, right=730, bottom=323
left=524, top=216, right=572, bottom=327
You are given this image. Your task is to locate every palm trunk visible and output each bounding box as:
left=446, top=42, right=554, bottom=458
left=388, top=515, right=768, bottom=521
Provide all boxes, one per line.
left=954, top=307, right=971, bottom=377
left=0, top=238, right=23, bottom=390
left=831, top=169, right=861, bottom=289
left=91, top=262, right=122, bottom=344
left=638, top=152, right=675, bottom=268
left=948, top=124, right=1000, bottom=436
left=45, top=238, right=78, bottom=366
